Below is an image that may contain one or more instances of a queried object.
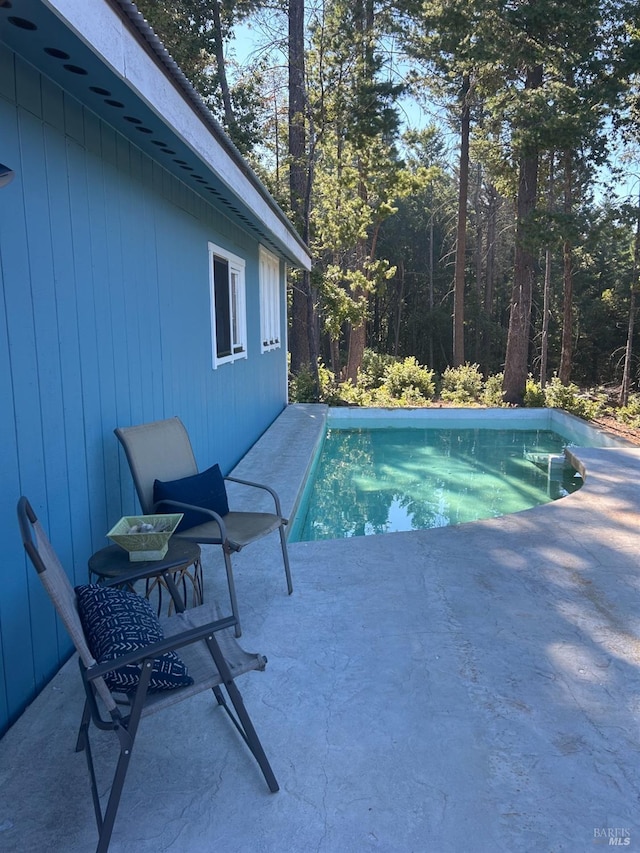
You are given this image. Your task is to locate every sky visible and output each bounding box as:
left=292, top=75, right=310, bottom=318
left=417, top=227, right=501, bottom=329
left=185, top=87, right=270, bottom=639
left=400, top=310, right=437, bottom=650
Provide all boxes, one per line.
left=230, top=15, right=640, bottom=209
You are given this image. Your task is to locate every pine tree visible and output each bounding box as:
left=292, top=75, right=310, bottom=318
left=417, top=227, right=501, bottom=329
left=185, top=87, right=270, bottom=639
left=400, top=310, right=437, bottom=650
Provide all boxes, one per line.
left=498, top=0, right=639, bottom=401
left=306, top=0, right=405, bottom=382
left=134, top=0, right=263, bottom=152
left=398, top=0, right=502, bottom=367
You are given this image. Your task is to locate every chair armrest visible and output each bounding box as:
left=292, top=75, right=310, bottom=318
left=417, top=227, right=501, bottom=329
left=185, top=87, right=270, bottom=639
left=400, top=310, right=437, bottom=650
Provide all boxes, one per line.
left=84, top=615, right=237, bottom=682
left=153, top=498, right=228, bottom=541
left=224, top=476, right=285, bottom=519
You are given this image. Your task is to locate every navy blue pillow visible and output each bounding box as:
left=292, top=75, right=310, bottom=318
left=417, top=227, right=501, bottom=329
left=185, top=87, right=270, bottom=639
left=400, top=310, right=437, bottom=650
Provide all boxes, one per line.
left=75, top=584, right=193, bottom=693
left=153, top=463, right=229, bottom=532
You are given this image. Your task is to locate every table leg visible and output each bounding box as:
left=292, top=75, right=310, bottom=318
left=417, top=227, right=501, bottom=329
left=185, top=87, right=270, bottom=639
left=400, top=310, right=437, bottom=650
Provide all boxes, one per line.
left=144, top=558, right=203, bottom=615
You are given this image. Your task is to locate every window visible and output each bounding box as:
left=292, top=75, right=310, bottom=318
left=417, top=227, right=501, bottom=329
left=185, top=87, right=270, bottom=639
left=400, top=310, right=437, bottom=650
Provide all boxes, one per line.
left=209, top=242, right=247, bottom=368
left=259, top=246, right=281, bottom=353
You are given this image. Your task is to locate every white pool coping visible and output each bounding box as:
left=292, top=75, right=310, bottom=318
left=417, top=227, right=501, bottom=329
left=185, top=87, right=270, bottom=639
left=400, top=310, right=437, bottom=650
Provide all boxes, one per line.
left=327, top=406, right=634, bottom=449
left=284, top=405, right=634, bottom=541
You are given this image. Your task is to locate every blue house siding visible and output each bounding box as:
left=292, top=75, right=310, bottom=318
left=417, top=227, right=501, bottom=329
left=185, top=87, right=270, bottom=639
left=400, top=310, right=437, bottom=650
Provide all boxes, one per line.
left=0, top=43, right=290, bottom=735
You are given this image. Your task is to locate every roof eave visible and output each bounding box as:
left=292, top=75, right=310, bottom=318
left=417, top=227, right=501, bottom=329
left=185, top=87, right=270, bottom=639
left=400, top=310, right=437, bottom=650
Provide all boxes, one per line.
left=41, top=0, right=311, bottom=270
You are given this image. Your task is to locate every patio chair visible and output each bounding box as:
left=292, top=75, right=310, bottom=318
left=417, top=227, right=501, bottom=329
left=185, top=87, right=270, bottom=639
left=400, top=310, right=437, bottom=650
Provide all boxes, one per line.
left=17, top=496, right=279, bottom=853
left=114, top=417, right=293, bottom=637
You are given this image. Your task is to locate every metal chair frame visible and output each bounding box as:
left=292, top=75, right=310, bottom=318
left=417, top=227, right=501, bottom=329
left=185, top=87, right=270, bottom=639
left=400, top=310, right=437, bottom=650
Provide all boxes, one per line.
left=115, top=417, right=292, bottom=636
left=17, top=497, right=279, bottom=853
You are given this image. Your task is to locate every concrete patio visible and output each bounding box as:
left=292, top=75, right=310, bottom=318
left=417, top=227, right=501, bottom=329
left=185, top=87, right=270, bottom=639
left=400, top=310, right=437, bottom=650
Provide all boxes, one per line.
left=2, top=403, right=640, bottom=852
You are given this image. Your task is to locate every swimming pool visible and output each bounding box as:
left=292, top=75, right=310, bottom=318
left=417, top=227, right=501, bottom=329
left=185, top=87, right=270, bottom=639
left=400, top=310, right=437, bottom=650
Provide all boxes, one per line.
left=288, top=408, right=628, bottom=542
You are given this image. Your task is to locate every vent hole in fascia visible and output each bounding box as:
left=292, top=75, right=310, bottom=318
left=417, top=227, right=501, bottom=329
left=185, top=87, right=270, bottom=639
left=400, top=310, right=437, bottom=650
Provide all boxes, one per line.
left=151, top=140, right=167, bottom=147
left=124, top=116, right=142, bottom=124
left=8, top=16, right=37, bottom=29
left=135, top=127, right=152, bottom=134
left=89, top=86, right=111, bottom=96
left=0, top=2, right=14, bottom=10
left=64, top=64, right=88, bottom=75
left=105, top=99, right=124, bottom=108
left=44, top=47, right=70, bottom=59
left=161, top=149, right=176, bottom=155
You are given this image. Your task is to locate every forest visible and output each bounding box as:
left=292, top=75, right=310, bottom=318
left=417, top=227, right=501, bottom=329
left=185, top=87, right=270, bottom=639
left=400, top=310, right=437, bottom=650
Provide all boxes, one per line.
left=134, top=0, right=640, bottom=410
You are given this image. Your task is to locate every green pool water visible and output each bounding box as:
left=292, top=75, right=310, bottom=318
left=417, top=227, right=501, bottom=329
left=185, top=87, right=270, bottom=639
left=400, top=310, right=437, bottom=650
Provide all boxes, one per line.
left=289, top=427, right=582, bottom=542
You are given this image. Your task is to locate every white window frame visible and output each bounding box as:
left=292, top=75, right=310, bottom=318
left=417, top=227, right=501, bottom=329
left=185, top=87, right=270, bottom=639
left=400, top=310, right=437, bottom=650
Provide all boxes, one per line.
left=259, top=246, right=282, bottom=353
left=208, top=242, right=247, bottom=368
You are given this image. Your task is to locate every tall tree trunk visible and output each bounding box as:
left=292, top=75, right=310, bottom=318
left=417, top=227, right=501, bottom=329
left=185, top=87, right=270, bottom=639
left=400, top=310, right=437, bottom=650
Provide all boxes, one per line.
left=453, top=74, right=470, bottom=367
left=620, top=201, right=640, bottom=406
left=502, top=64, right=543, bottom=404
left=541, top=247, right=552, bottom=388
left=620, top=290, right=637, bottom=406
left=483, top=183, right=498, bottom=371
left=345, top=0, right=375, bottom=384
left=473, top=162, right=483, bottom=363
left=306, top=268, right=319, bottom=382
left=288, top=0, right=312, bottom=376
left=330, top=337, right=340, bottom=377
left=346, top=238, right=368, bottom=383
left=540, top=154, right=554, bottom=389
left=346, top=322, right=366, bottom=383
left=210, top=0, right=234, bottom=131
left=559, top=150, right=573, bottom=385
left=429, top=210, right=435, bottom=369
left=394, top=260, right=405, bottom=357
left=273, top=84, right=281, bottom=189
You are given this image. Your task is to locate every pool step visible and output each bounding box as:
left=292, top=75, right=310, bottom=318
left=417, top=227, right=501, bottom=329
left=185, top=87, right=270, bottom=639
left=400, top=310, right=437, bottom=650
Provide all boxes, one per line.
left=524, top=452, right=568, bottom=480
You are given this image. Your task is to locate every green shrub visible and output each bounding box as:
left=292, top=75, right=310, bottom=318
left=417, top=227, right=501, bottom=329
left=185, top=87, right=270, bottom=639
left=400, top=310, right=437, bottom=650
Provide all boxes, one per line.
left=383, top=357, right=436, bottom=401
left=617, top=393, right=640, bottom=427
left=289, top=364, right=318, bottom=403
left=543, top=376, right=601, bottom=420
left=335, top=378, right=370, bottom=406
left=483, top=372, right=505, bottom=407
left=440, top=363, right=484, bottom=403
left=395, top=385, right=429, bottom=406
left=289, top=362, right=339, bottom=404
left=523, top=377, right=545, bottom=408
left=318, top=363, right=345, bottom=404
left=359, top=350, right=398, bottom=389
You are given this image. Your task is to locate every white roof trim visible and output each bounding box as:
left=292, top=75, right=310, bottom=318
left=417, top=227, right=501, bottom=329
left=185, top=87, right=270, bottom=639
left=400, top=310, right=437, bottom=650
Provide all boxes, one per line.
left=43, top=0, right=312, bottom=270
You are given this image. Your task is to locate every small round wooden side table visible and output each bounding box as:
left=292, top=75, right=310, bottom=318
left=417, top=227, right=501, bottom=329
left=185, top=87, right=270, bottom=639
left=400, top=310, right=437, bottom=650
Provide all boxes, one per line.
left=88, top=539, right=203, bottom=615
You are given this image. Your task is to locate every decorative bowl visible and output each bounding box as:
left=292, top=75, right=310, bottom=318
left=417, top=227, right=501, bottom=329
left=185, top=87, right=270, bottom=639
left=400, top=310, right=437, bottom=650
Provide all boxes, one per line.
left=107, top=514, right=183, bottom=561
